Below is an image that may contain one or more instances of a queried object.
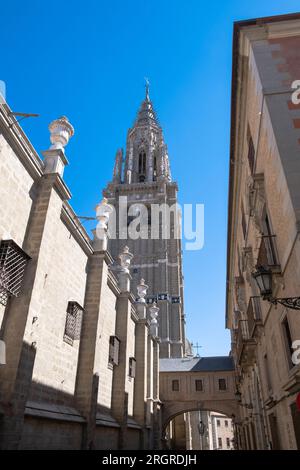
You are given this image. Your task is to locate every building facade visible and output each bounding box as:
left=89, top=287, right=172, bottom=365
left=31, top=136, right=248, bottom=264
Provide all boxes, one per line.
left=227, top=13, right=300, bottom=450
left=208, top=412, right=234, bottom=450
left=0, top=103, right=161, bottom=449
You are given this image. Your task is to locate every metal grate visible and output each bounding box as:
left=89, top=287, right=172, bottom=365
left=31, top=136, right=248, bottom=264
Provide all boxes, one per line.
left=63, top=301, right=84, bottom=346
left=109, top=335, right=120, bottom=366
left=0, top=239, right=30, bottom=306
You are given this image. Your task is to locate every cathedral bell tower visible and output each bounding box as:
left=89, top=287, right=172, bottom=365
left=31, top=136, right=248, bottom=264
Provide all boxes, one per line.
left=103, top=84, right=185, bottom=358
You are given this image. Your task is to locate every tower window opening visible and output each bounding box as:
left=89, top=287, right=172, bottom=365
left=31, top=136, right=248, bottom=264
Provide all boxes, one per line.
left=138, top=151, right=146, bottom=182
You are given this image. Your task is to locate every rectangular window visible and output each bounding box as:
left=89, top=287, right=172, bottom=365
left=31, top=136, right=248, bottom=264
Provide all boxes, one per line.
left=282, top=317, right=294, bottom=369
left=218, top=437, right=222, bottom=449
left=129, top=357, right=136, bottom=378
left=226, top=437, right=230, bottom=448
left=217, top=419, right=220, bottom=427
left=172, top=379, right=179, bottom=391
left=63, top=301, right=84, bottom=346
left=261, top=214, right=278, bottom=266
left=247, top=127, right=255, bottom=174
left=195, top=379, right=203, bottom=391
left=109, top=336, right=120, bottom=366
left=0, top=239, right=30, bottom=306
left=225, top=420, right=228, bottom=427
left=218, top=378, right=227, bottom=391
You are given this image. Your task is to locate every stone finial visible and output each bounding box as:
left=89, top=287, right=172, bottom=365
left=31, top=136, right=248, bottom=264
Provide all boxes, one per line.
left=94, top=197, right=114, bottom=249
left=48, top=116, right=74, bottom=151
left=149, top=302, right=159, bottom=338
left=137, top=278, right=148, bottom=303
left=95, top=197, right=113, bottom=231
left=118, top=245, right=133, bottom=273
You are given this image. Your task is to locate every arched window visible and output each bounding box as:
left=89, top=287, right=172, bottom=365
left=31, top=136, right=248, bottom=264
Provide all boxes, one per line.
left=138, top=151, right=146, bottom=182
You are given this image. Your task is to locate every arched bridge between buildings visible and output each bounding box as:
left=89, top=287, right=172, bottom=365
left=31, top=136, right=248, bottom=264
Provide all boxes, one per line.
left=159, top=356, right=239, bottom=430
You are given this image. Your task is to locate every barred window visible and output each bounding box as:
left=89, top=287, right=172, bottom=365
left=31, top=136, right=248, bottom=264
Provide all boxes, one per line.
left=109, top=336, right=120, bottom=366
left=0, top=239, right=30, bottom=306
left=63, top=301, right=84, bottom=346
left=129, top=357, right=136, bottom=378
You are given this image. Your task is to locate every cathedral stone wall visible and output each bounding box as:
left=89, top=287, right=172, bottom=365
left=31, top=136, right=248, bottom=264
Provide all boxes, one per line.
left=0, top=104, right=161, bottom=450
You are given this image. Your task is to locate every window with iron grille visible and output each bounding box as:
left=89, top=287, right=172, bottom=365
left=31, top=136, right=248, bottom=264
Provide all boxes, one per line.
left=241, top=203, right=247, bottom=239
left=63, top=301, right=84, bottom=346
left=247, top=127, right=255, bottom=174
left=257, top=214, right=279, bottom=267
left=282, top=316, right=294, bottom=369
left=109, top=335, right=120, bottom=366
left=0, top=239, right=30, bottom=307
left=129, top=357, right=136, bottom=378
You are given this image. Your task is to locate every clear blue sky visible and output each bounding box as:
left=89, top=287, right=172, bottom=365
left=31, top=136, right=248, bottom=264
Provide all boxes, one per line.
left=1, top=1, right=299, bottom=356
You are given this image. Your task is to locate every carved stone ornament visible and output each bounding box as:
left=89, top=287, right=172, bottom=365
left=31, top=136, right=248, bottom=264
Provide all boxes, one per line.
left=48, top=116, right=74, bottom=151
left=136, top=278, right=149, bottom=303
left=118, top=245, right=133, bottom=273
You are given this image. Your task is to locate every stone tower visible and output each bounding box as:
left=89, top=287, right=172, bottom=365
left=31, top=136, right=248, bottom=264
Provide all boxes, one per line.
left=104, top=85, right=185, bottom=358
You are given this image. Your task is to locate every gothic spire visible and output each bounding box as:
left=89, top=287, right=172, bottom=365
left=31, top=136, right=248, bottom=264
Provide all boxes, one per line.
left=134, top=81, right=160, bottom=128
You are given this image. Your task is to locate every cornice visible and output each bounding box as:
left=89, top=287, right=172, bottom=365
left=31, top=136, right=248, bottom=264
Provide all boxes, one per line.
left=0, top=103, right=43, bottom=180
left=61, top=203, right=93, bottom=256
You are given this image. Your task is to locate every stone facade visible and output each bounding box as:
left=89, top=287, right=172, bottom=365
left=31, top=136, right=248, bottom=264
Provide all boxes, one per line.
left=227, top=13, right=300, bottom=450
left=0, top=105, right=161, bottom=449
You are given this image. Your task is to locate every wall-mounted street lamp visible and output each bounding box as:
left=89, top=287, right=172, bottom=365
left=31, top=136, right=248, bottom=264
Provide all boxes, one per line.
left=252, top=265, right=300, bottom=310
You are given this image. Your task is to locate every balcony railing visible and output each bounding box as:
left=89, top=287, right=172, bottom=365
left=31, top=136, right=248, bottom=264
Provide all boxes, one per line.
left=247, top=296, right=262, bottom=337
left=257, top=235, right=279, bottom=268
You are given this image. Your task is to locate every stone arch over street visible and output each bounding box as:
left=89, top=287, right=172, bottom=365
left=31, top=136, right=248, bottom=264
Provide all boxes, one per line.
left=159, top=356, right=239, bottom=432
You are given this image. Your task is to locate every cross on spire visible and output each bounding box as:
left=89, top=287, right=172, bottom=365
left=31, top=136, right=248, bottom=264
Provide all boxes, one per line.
left=191, top=342, right=202, bottom=357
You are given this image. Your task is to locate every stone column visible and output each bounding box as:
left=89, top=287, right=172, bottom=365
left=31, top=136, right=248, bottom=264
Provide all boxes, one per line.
left=75, top=197, right=113, bottom=449
left=152, top=335, right=161, bottom=449
left=133, top=279, right=149, bottom=449
left=111, top=246, right=134, bottom=449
